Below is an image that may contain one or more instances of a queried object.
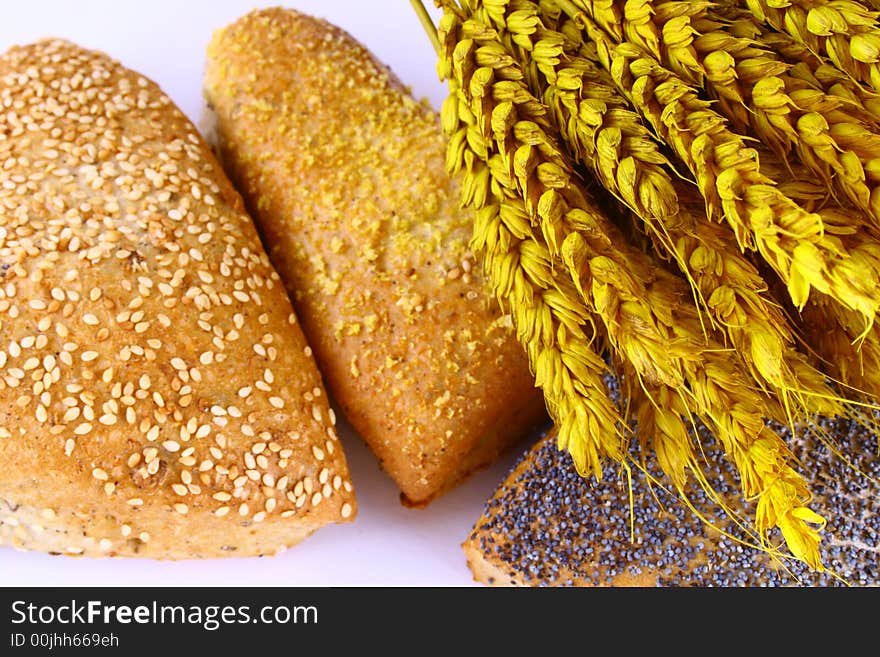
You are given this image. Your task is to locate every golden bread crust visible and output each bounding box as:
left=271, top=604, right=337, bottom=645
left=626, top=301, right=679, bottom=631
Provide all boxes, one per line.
left=204, top=8, right=546, bottom=504
left=0, top=39, right=355, bottom=558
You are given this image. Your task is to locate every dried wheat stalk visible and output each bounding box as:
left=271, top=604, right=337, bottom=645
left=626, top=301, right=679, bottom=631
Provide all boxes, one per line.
left=552, top=0, right=880, bottom=335
left=438, top=1, right=826, bottom=568
left=441, top=49, right=627, bottom=479
left=473, top=0, right=845, bottom=423
left=744, top=0, right=880, bottom=94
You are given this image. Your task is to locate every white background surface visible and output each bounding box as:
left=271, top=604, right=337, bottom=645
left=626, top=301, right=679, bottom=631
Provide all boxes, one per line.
left=0, top=0, right=542, bottom=586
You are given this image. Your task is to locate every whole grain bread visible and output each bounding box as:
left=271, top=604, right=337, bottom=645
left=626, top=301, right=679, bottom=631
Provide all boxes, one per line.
left=0, top=39, right=355, bottom=559
left=203, top=8, right=547, bottom=505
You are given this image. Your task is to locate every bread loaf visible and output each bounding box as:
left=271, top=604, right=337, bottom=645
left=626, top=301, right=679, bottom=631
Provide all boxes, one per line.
left=465, top=421, right=879, bottom=586
left=0, top=39, right=356, bottom=558
left=203, top=8, right=547, bottom=505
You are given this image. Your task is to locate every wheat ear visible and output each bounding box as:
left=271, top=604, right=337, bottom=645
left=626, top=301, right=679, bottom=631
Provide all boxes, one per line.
left=439, top=0, right=827, bottom=568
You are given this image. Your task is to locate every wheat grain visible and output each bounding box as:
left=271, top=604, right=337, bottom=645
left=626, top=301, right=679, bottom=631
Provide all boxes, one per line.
left=440, top=0, right=827, bottom=568
left=552, top=0, right=880, bottom=334
left=745, top=0, right=880, bottom=94
left=717, top=8, right=880, bottom=143
left=440, top=13, right=626, bottom=481
left=763, top=155, right=880, bottom=401
left=483, top=1, right=845, bottom=423
left=667, top=9, right=880, bottom=230
left=622, top=0, right=712, bottom=84
left=625, top=365, right=694, bottom=491
left=624, top=1, right=880, bottom=253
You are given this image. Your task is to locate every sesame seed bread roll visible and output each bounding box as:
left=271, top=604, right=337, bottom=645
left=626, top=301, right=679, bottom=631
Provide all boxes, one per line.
left=466, top=423, right=879, bottom=586
left=0, top=39, right=356, bottom=559
left=203, top=9, right=547, bottom=505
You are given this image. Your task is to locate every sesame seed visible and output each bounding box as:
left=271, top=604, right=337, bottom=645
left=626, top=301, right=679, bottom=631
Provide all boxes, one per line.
left=341, top=503, right=353, bottom=519
left=173, top=503, right=189, bottom=515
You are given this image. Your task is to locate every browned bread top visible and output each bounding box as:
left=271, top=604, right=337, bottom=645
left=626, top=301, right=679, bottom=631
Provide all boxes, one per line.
left=465, top=419, right=879, bottom=586
left=204, top=8, right=546, bottom=504
left=0, top=39, right=355, bottom=558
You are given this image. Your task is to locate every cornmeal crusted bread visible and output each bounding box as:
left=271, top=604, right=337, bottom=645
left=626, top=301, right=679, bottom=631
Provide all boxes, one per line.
left=465, top=419, right=879, bottom=586
left=204, top=8, right=547, bottom=505
left=0, top=39, right=355, bottom=558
